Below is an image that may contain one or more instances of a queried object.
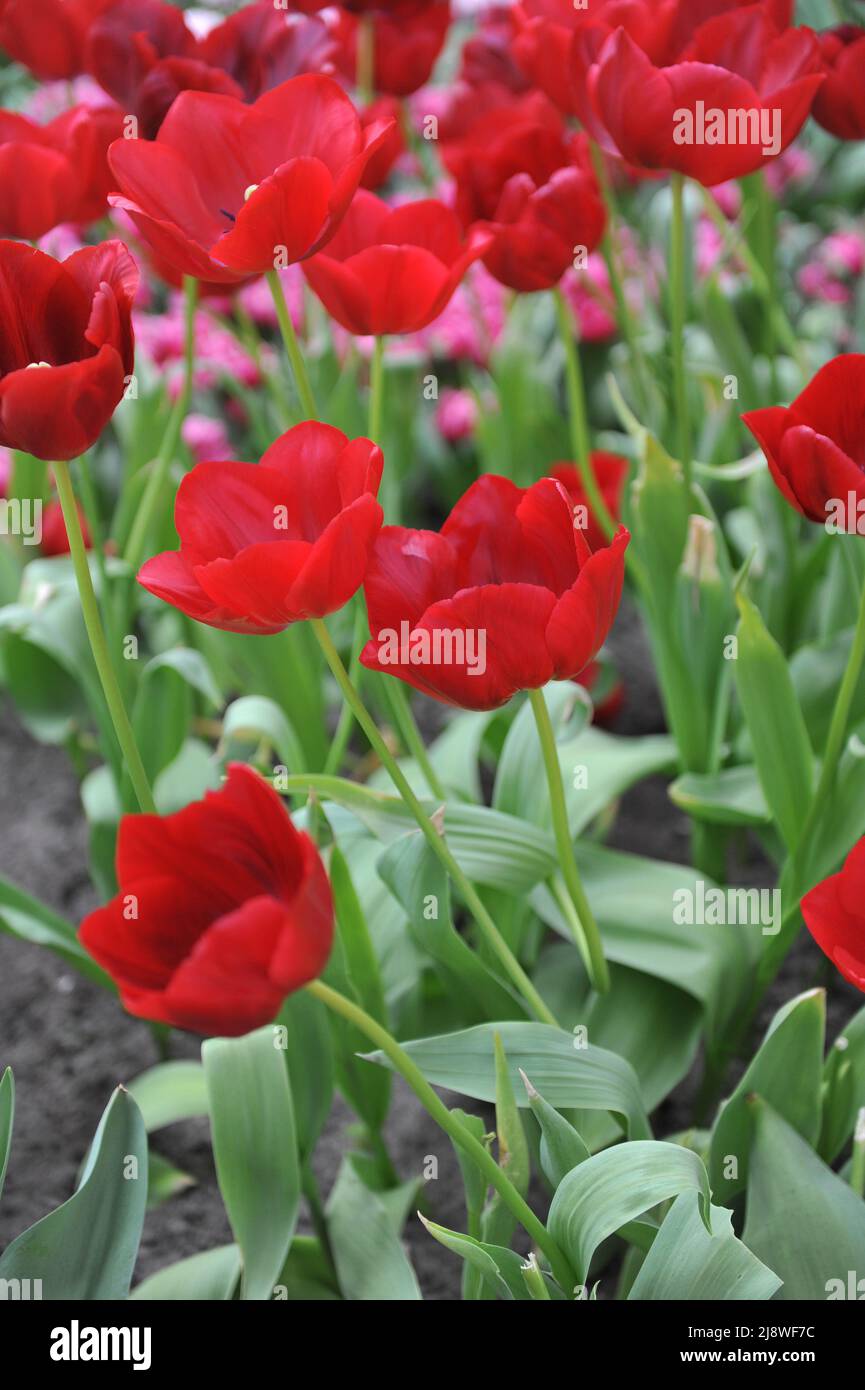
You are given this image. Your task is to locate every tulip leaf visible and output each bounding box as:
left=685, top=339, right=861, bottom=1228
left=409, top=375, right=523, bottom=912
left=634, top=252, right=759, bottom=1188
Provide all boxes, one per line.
left=275, top=991, right=334, bottom=1159
left=419, top=1217, right=554, bottom=1300
left=743, top=1099, right=865, bottom=1300
left=130, top=1244, right=240, bottom=1301
left=669, top=765, right=771, bottom=826
left=377, top=831, right=523, bottom=1020
left=0, top=1067, right=14, bottom=1203
left=363, top=1021, right=651, bottom=1140
left=326, top=1157, right=421, bottom=1300
left=548, top=1140, right=711, bottom=1284
left=0, top=1086, right=147, bottom=1299
left=820, top=1005, right=865, bottom=1162
left=628, top=1192, right=781, bottom=1301
left=0, top=873, right=109, bottom=987
left=521, top=1071, right=591, bottom=1187
left=734, top=594, right=814, bottom=850
left=220, top=694, right=305, bottom=777
left=203, top=1026, right=300, bottom=1301
left=146, top=1150, right=194, bottom=1209
left=132, top=648, right=220, bottom=787
left=709, top=988, right=825, bottom=1201
left=128, top=1061, right=209, bottom=1131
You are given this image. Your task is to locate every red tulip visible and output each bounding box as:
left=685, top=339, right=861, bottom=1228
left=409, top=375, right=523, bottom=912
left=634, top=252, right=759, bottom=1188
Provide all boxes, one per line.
left=743, top=354, right=865, bottom=529
left=133, top=57, right=244, bottom=141
left=333, top=0, right=451, bottom=98
left=549, top=452, right=630, bottom=553
left=138, top=421, right=384, bottom=634
left=85, top=0, right=198, bottom=109
left=359, top=97, right=406, bottom=190
left=200, top=0, right=338, bottom=102
left=360, top=474, right=629, bottom=710
left=460, top=5, right=530, bottom=95
left=0, top=105, right=124, bottom=239
left=79, top=764, right=334, bottom=1035
left=572, top=8, right=822, bottom=183
left=303, top=191, right=490, bottom=335
left=108, top=74, right=395, bottom=283
left=813, top=26, right=865, bottom=141
left=0, top=239, right=136, bottom=461
left=801, top=838, right=865, bottom=992
left=442, top=92, right=606, bottom=292
left=0, top=0, right=111, bottom=80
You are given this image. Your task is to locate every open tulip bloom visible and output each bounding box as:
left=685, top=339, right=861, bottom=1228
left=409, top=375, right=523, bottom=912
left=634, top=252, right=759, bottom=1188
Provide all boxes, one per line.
left=5, top=0, right=865, bottom=1328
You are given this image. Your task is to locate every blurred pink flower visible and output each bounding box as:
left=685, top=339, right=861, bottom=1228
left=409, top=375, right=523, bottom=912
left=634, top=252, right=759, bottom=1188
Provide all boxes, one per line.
left=181, top=413, right=233, bottom=463
left=797, top=262, right=850, bottom=304
left=134, top=301, right=263, bottom=398
left=435, top=387, right=478, bottom=442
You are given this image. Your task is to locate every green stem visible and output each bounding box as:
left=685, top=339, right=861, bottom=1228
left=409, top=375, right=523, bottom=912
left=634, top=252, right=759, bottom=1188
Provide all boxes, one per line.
left=379, top=676, right=446, bottom=801
left=851, top=1110, right=865, bottom=1199
left=368, top=335, right=384, bottom=441
left=310, top=618, right=559, bottom=1026
left=266, top=270, right=318, bottom=421
left=124, top=275, right=198, bottom=571
left=356, top=13, right=375, bottom=105
left=528, top=688, right=609, bottom=993
left=792, top=559, right=865, bottom=896
left=324, top=602, right=368, bottom=776
left=669, top=173, right=692, bottom=490
left=54, top=459, right=156, bottom=814
left=553, top=287, right=615, bottom=542
left=305, top=978, right=574, bottom=1289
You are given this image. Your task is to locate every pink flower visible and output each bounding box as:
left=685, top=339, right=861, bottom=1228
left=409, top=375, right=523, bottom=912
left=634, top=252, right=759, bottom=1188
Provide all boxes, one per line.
left=181, top=412, right=233, bottom=463
left=435, top=387, right=478, bottom=442
left=825, top=231, right=865, bottom=278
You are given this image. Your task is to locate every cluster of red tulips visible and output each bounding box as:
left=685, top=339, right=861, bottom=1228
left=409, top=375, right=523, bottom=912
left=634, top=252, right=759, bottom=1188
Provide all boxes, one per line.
left=1, top=0, right=865, bottom=1313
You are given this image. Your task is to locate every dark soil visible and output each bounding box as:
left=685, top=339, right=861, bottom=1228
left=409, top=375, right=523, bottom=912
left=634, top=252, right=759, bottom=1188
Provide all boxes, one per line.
left=0, top=601, right=860, bottom=1299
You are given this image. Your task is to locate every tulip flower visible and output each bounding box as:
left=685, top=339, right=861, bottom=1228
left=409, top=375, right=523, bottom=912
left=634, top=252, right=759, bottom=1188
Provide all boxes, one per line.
left=0, top=0, right=110, bottom=80
left=40, top=498, right=92, bottom=556
left=108, top=74, right=395, bottom=283
left=333, top=0, right=451, bottom=98
left=79, top=764, right=334, bottom=1035
left=813, top=26, right=865, bottom=141
left=801, top=837, right=865, bottom=992
left=442, top=92, right=606, bottom=292
left=85, top=0, right=199, bottom=109
left=360, top=473, right=629, bottom=709
left=200, top=0, right=338, bottom=102
left=550, top=452, right=630, bottom=552
left=571, top=8, right=823, bottom=184
left=302, top=191, right=491, bottom=335
left=743, top=354, right=865, bottom=530
left=0, top=104, right=124, bottom=239
left=0, top=239, right=137, bottom=461
left=138, top=421, right=384, bottom=634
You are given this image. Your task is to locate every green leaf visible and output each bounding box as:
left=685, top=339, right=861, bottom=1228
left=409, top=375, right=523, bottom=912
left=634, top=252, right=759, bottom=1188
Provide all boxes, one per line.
left=0, top=1087, right=147, bottom=1299
left=419, top=1217, right=535, bottom=1300
left=548, top=1140, right=711, bottom=1284
left=377, top=832, right=522, bottom=1019
left=710, top=989, right=825, bottom=1201
left=520, top=1070, right=590, bottom=1186
left=128, top=1061, right=208, bottom=1131
left=669, top=766, right=771, bottom=826
left=274, top=1235, right=341, bottom=1300
left=628, top=1192, right=781, bottom=1301
left=146, top=1150, right=194, bottom=1209
left=132, top=647, right=220, bottom=787
left=203, top=1027, right=300, bottom=1301
left=734, top=594, right=814, bottom=850
left=130, top=1245, right=240, bottom=1301
left=0, top=874, right=109, bottom=987
left=743, top=1099, right=865, bottom=1300
left=820, top=1005, right=865, bottom=1162
left=364, top=1022, right=650, bottom=1140
left=326, top=1157, right=421, bottom=1300
left=0, top=1067, right=14, bottom=1203
left=220, top=695, right=305, bottom=776
left=275, top=992, right=333, bottom=1158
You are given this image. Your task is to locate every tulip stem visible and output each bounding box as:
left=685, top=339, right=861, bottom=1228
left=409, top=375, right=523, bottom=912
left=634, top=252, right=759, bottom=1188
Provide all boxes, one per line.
left=54, top=459, right=156, bottom=815
left=125, top=275, right=198, bottom=571
left=553, top=287, right=616, bottom=543
left=305, top=977, right=575, bottom=1290
left=266, top=270, right=318, bottom=421
left=669, top=173, right=692, bottom=491
left=528, top=688, right=609, bottom=994
left=310, top=618, right=560, bottom=1027
left=369, top=336, right=385, bottom=441
left=379, top=677, right=447, bottom=801
left=793, top=557, right=865, bottom=894
left=357, top=14, right=375, bottom=105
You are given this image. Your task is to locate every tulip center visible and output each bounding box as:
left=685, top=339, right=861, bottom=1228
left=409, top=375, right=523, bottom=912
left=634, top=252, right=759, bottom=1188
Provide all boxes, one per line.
left=26, top=361, right=51, bottom=369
